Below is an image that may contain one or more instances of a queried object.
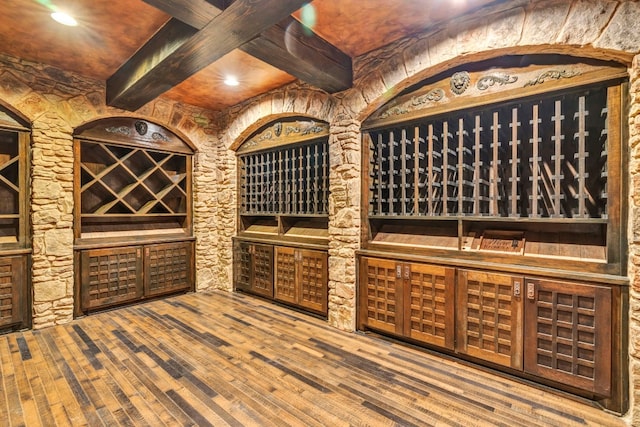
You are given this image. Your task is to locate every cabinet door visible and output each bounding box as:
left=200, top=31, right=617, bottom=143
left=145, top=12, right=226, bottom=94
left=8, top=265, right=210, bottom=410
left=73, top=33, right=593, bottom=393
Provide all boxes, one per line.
left=524, top=278, right=611, bottom=396
left=80, top=246, right=143, bottom=311
left=251, top=244, right=274, bottom=298
left=457, top=270, right=524, bottom=370
left=234, top=241, right=252, bottom=292
left=0, top=256, right=26, bottom=327
left=404, top=262, right=455, bottom=349
left=297, top=249, right=328, bottom=314
left=274, top=247, right=297, bottom=304
left=144, top=241, right=193, bottom=297
left=360, top=257, right=403, bottom=335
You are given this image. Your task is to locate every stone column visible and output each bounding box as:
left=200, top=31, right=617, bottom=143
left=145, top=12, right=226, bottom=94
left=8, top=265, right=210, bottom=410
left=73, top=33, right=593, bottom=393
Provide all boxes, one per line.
left=327, top=110, right=361, bottom=331
left=31, top=113, right=75, bottom=328
left=628, top=53, right=640, bottom=425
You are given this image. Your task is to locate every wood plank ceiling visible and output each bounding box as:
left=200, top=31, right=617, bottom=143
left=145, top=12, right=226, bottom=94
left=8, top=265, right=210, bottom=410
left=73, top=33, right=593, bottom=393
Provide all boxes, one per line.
left=0, top=0, right=499, bottom=112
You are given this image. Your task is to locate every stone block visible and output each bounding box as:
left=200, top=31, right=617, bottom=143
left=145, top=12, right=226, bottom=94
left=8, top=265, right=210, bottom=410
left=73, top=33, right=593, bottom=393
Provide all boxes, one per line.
left=521, top=0, right=571, bottom=46
left=557, top=0, right=616, bottom=45
left=595, top=1, right=640, bottom=53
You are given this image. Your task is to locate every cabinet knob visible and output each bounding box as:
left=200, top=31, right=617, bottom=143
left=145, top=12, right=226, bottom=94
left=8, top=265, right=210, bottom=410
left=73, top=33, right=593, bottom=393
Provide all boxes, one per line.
left=396, top=265, right=402, bottom=279
left=404, top=265, right=411, bottom=280
left=513, top=281, right=521, bottom=297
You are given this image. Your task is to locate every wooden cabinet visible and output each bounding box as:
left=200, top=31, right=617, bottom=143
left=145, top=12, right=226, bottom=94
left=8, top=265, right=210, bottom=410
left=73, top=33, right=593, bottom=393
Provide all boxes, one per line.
left=74, top=118, right=195, bottom=314
left=275, top=247, right=327, bottom=314
left=456, top=270, right=523, bottom=370
left=358, top=59, right=628, bottom=413
left=80, top=246, right=143, bottom=311
left=79, top=240, right=193, bottom=312
left=0, top=256, right=27, bottom=328
left=234, top=241, right=329, bottom=315
left=144, top=241, right=193, bottom=297
left=234, top=241, right=274, bottom=298
left=234, top=118, right=330, bottom=316
left=0, top=119, right=31, bottom=332
left=359, top=257, right=455, bottom=349
left=524, top=278, right=612, bottom=396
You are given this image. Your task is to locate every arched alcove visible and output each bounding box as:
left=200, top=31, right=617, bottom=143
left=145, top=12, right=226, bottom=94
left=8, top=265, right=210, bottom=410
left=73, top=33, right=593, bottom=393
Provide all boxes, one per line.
left=357, top=54, right=629, bottom=414
left=232, top=116, right=331, bottom=316
left=73, top=117, right=196, bottom=315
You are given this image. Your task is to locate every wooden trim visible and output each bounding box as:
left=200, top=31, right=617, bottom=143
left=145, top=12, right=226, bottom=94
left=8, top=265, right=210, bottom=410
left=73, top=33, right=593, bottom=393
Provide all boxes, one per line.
left=363, top=63, right=628, bottom=130
left=74, top=117, right=195, bottom=154
left=356, top=249, right=629, bottom=286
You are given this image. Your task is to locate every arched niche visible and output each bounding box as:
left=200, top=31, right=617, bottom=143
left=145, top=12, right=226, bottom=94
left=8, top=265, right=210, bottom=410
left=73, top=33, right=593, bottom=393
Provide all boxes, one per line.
left=233, top=116, right=330, bottom=317
left=73, top=117, right=196, bottom=315
left=359, top=54, right=629, bottom=414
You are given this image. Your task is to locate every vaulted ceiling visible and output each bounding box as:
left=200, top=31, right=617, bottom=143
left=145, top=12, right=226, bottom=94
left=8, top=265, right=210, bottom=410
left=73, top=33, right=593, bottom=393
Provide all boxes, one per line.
left=0, top=0, right=499, bottom=112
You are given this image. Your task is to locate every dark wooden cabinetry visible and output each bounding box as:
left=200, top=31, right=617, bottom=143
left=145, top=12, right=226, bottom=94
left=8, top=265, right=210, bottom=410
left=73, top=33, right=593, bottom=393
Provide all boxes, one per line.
left=234, top=118, right=330, bottom=316
left=0, top=256, right=27, bottom=328
left=359, top=257, right=455, bottom=349
left=524, top=278, right=612, bottom=396
left=234, top=241, right=274, bottom=298
left=79, top=240, right=193, bottom=312
left=358, top=58, right=628, bottom=413
left=74, top=118, right=195, bottom=315
left=275, top=247, right=327, bottom=314
left=234, top=240, right=329, bottom=316
left=457, top=270, right=523, bottom=370
left=0, top=112, right=31, bottom=332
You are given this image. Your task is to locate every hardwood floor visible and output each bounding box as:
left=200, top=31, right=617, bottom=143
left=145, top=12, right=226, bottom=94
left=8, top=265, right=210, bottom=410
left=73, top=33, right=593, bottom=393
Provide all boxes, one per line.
left=0, top=290, right=625, bottom=426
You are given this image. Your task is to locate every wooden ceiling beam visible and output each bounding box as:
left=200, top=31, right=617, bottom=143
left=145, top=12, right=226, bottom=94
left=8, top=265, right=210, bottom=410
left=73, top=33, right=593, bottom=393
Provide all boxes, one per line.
left=140, top=0, right=352, bottom=96
left=107, top=0, right=310, bottom=111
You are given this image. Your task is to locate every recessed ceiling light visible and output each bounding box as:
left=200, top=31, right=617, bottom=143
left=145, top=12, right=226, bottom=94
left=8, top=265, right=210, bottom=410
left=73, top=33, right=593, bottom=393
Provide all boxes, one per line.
left=224, top=76, right=239, bottom=86
left=51, top=11, right=78, bottom=26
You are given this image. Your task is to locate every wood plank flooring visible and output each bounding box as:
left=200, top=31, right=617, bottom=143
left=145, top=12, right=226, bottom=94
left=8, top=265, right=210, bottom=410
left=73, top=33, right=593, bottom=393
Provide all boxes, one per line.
left=0, top=290, right=626, bottom=426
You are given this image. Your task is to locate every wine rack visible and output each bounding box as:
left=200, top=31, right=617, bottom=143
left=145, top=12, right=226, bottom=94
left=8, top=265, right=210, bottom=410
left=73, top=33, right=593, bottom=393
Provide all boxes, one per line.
left=79, top=141, right=189, bottom=235
left=368, top=86, right=609, bottom=219
left=359, top=59, right=628, bottom=413
left=74, top=118, right=195, bottom=315
left=239, top=139, right=329, bottom=215
left=0, top=131, right=21, bottom=244
left=235, top=119, right=329, bottom=316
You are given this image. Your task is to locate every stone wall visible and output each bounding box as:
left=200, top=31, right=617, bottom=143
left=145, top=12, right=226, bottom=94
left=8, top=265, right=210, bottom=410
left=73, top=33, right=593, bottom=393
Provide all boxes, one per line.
left=0, top=54, right=220, bottom=327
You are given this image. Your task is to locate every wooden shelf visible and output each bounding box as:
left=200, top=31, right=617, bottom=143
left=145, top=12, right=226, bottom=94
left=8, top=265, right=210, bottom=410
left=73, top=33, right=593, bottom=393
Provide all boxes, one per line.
left=77, top=137, right=191, bottom=237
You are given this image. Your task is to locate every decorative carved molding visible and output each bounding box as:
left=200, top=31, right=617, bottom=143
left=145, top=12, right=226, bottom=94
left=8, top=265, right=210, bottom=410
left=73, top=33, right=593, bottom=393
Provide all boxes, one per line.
left=477, top=73, right=518, bottom=90
left=450, top=71, right=471, bottom=95
left=379, top=89, right=444, bottom=119
left=524, top=70, right=580, bottom=87
left=238, top=119, right=330, bottom=154
left=284, top=120, right=326, bottom=136
left=134, top=120, right=148, bottom=136
left=105, top=126, right=132, bottom=137
left=363, top=60, right=625, bottom=129
left=78, top=117, right=192, bottom=154
left=151, top=132, right=169, bottom=142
